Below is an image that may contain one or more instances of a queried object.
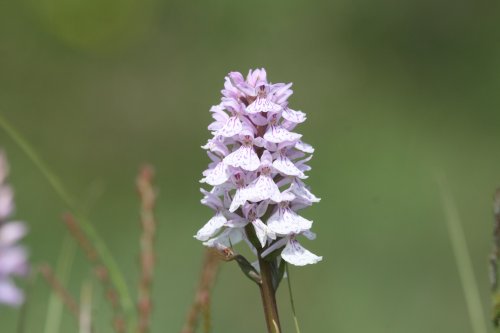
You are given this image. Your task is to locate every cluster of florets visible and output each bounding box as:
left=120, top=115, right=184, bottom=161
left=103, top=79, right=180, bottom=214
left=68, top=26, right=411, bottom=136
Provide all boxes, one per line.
left=196, top=69, right=321, bottom=266
left=0, top=152, right=28, bottom=306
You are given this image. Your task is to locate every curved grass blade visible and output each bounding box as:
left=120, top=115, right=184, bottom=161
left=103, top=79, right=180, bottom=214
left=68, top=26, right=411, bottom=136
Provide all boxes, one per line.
left=43, top=235, right=76, bottom=333
left=285, top=264, right=301, bottom=333
left=437, top=173, right=488, bottom=333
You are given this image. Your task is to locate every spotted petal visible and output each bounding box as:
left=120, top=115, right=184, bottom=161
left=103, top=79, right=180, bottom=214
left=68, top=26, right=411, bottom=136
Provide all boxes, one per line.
left=201, top=162, right=230, bottom=186
left=264, top=126, right=302, bottom=144
left=267, top=207, right=312, bottom=235
left=223, top=146, right=260, bottom=171
left=281, top=239, right=322, bottom=266
left=217, top=116, right=243, bottom=137
left=244, top=176, right=281, bottom=203
left=229, top=188, right=246, bottom=212
left=282, top=108, right=306, bottom=124
left=246, top=97, right=282, bottom=114
left=290, top=179, right=320, bottom=203
left=195, top=213, right=227, bottom=241
left=273, top=154, right=306, bottom=178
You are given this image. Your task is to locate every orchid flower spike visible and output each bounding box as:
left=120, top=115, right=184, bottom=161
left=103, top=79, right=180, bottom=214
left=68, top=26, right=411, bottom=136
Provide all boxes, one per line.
left=197, top=69, right=322, bottom=267
left=0, top=151, right=28, bottom=307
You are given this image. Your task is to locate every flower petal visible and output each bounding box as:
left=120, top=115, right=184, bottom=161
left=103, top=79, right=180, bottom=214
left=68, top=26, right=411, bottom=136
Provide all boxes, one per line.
left=195, top=213, right=227, bottom=241
left=201, top=162, right=231, bottom=186
left=290, top=179, right=320, bottom=203
left=264, top=126, right=302, bottom=144
left=0, top=246, right=28, bottom=276
left=0, top=279, right=24, bottom=306
left=253, top=219, right=268, bottom=248
left=253, top=218, right=276, bottom=248
left=203, top=228, right=244, bottom=248
left=223, top=146, right=260, bottom=171
left=0, top=222, right=27, bottom=247
left=267, top=208, right=312, bottom=235
left=282, top=108, right=306, bottom=124
left=281, top=239, right=322, bottom=266
left=229, top=188, right=246, bottom=212
left=217, top=116, right=243, bottom=137
left=261, top=237, right=288, bottom=258
left=244, top=176, right=281, bottom=203
left=246, top=97, right=282, bottom=114
left=273, top=154, right=306, bottom=178
left=295, top=140, right=315, bottom=154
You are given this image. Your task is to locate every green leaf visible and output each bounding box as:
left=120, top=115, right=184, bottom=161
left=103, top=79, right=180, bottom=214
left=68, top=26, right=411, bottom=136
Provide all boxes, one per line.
left=234, top=255, right=262, bottom=285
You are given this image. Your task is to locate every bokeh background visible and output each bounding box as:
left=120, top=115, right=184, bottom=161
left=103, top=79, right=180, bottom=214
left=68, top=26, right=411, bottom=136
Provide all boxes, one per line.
left=2, top=0, right=500, bottom=332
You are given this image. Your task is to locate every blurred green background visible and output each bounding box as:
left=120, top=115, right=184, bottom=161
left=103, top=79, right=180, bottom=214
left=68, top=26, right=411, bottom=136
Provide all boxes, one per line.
left=2, top=0, right=500, bottom=332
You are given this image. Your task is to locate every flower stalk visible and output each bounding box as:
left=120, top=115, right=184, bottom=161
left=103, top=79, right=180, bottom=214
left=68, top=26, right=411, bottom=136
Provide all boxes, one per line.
left=196, top=69, right=322, bottom=331
left=257, top=251, right=281, bottom=333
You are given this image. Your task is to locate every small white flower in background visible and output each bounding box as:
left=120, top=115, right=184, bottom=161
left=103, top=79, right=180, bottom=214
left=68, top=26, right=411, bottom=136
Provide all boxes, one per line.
left=197, top=69, right=322, bottom=266
left=0, top=152, right=28, bottom=306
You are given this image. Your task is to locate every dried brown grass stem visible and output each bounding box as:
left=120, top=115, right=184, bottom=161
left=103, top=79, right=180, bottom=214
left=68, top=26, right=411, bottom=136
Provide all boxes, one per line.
left=136, top=165, right=157, bottom=333
left=181, top=249, right=220, bottom=333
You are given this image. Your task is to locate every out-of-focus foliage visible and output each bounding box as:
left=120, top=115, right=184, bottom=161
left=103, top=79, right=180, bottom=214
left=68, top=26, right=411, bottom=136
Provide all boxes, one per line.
left=1, top=1, right=500, bottom=332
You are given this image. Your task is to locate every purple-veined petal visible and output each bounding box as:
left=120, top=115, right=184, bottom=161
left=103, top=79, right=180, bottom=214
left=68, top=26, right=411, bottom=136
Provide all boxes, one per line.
left=201, top=162, right=231, bottom=186
left=194, top=213, right=227, bottom=241
left=264, top=126, right=302, bottom=144
left=282, top=108, right=306, bottom=124
left=246, top=98, right=282, bottom=114
left=290, top=179, right=321, bottom=203
left=295, top=140, right=315, bottom=154
left=273, top=154, right=306, bottom=178
left=281, top=239, right=322, bottom=266
left=217, top=116, right=243, bottom=137
left=229, top=188, right=246, bottom=212
left=267, top=207, right=312, bottom=235
left=223, top=146, right=260, bottom=171
left=244, top=176, right=281, bottom=203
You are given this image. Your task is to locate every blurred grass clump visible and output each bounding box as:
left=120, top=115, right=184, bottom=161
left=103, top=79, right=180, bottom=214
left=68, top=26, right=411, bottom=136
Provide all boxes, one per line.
left=1, top=0, right=500, bottom=332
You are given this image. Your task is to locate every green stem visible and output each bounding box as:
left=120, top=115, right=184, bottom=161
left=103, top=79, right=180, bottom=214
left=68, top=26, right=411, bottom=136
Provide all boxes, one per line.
left=0, top=114, right=135, bottom=331
left=244, top=224, right=281, bottom=332
left=257, top=253, right=282, bottom=333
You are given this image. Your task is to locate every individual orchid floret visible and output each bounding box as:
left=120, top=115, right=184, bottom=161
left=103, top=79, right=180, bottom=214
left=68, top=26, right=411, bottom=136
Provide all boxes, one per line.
left=267, top=199, right=313, bottom=236
left=197, top=69, right=321, bottom=268
left=262, top=230, right=322, bottom=266
left=242, top=150, right=281, bottom=204
left=0, top=152, right=28, bottom=307
left=263, top=113, right=302, bottom=144
left=243, top=202, right=276, bottom=248
left=223, top=129, right=260, bottom=172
